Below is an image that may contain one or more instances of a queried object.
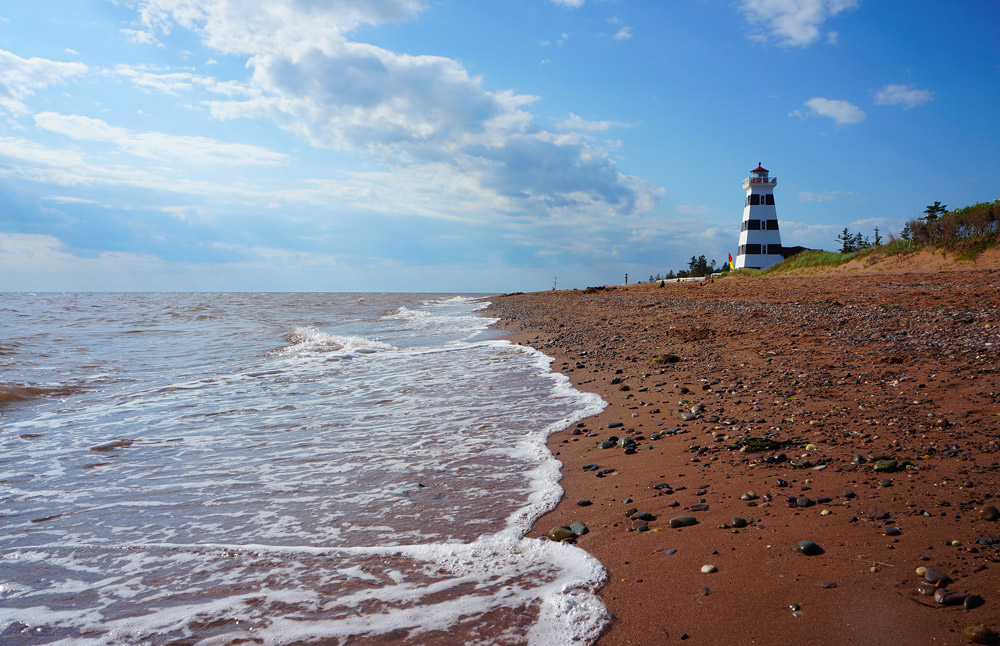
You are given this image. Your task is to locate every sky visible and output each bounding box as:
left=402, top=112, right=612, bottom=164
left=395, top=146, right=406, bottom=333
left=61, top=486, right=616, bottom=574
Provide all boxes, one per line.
left=1, top=0, right=998, bottom=293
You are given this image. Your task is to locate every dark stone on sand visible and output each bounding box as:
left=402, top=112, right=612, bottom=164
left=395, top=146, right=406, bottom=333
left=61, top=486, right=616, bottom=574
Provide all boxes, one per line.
left=874, top=459, right=899, bottom=473
left=569, top=521, right=588, bottom=536
left=883, top=526, right=902, bottom=536
left=631, top=511, right=656, bottom=521
left=820, top=581, right=837, bottom=589
left=866, top=507, right=890, bottom=520
left=979, top=505, right=1000, bottom=521
left=670, top=515, right=698, bottom=528
left=689, top=503, right=709, bottom=512
left=963, top=626, right=996, bottom=644
left=700, top=587, right=710, bottom=596
left=731, top=517, right=748, bottom=528
left=577, top=499, right=592, bottom=506
left=795, top=540, right=823, bottom=556
left=843, top=490, right=856, bottom=499
left=666, top=548, right=678, bottom=555
left=789, top=459, right=813, bottom=469
left=582, top=464, right=600, bottom=471
left=796, top=497, right=815, bottom=508
left=776, top=478, right=789, bottom=488
left=547, top=526, right=575, bottom=542
left=599, top=440, right=616, bottom=449
left=608, top=422, right=624, bottom=428
left=597, top=468, right=615, bottom=477
left=964, top=594, right=984, bottom=610
left=923, top=568, right=952, bottom=585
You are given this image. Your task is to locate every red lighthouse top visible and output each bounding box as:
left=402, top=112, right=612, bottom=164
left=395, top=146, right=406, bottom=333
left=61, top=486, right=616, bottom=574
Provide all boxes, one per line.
left=751, top=162, right=768, bottom=173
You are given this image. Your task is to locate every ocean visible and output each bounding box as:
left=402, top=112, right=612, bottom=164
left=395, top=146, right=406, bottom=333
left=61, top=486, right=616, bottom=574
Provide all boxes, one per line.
left=0, top=293, right=607, bottom=645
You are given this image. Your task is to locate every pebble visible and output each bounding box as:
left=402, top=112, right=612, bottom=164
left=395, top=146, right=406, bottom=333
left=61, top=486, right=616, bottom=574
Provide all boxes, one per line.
left=701, top=564, right=717, bottom=573
left=569, top=521, right=588, bottom=536
left=922, top=568, right=952, bottom=585
left=582, top=464, right=600, bottom=471
left=670, top=515, right=698, bottom=528
left=547, top=526, right=575, bottom=542
left=873, top=459, right=899, bottom=473
left=965, top=594, right=984, bottom=610
left=577, top=499, right=592, bottom=506
left=631, top=511, right=656, bottom=521
left=731, top=517, right=748, bottom=528
left=820, top=581, right=837, bottom=589
left=963, top=626, right=996, bottom=644
left=979, top=505, right=1000, bottom=521
left=867, top=507, right=889, bottom=520
left=795, top=540, right=823, bottom=556
left=700, top=587, right=710, bottom=596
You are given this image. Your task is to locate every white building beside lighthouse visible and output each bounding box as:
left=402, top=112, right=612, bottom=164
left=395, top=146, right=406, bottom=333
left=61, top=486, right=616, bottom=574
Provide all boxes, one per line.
left=735, top=163, right=783, bottom=270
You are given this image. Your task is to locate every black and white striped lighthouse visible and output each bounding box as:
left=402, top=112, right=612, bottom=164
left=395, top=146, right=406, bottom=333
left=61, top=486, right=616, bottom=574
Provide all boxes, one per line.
left=735, top=163, right=783, bottom=270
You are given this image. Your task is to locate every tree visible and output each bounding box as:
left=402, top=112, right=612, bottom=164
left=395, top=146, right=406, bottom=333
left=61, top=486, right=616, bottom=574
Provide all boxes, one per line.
left=687, top=255, right=714, bottom=277
left=873, top=226, right=882, bottom=246
left=923, top=201, right=947, bottom=222
left=837, top=227, right=854, bottom=253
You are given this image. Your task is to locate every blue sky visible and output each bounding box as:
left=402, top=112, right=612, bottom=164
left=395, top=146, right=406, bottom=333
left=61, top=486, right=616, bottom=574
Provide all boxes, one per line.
left=1, top=0, right=997, bottom=292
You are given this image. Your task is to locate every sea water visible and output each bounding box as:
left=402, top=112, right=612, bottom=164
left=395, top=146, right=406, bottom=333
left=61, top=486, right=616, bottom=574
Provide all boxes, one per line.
left=0, top=293, right=607, bottom=645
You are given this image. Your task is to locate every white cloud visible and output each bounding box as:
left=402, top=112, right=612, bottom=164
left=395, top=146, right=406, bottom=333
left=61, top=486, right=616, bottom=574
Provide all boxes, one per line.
left=113, top=64, right=255, bottom=97
left=121, top=28, right=163, bottom=47
left=33, top=111, right=289, bottom=166
left=127, top=0, right=659, bottom=219
left=803, top=97, right=865, bottom=125
left=797, top=189, right=863, bottom=202
left=613, top=26, right=632, bottom=41
left=740, top=0, right=859, bottom=47
left=551, top=0, right=584, bottom=7
left=874, top=83, right=933, bottom=109
left=675, top=205, right=712, bottom=215
left=0, top=48, right=87, bottom=115
left=556, top=112, right=626, bottom=132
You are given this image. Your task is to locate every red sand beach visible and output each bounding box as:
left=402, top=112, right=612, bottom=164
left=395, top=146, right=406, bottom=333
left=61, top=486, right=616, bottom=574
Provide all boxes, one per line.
left=488, top=253, right=1000, bottom=645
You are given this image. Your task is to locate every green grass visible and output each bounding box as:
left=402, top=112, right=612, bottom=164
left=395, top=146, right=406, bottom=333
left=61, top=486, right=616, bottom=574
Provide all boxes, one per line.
left=728, top=249, right=872, bottom=277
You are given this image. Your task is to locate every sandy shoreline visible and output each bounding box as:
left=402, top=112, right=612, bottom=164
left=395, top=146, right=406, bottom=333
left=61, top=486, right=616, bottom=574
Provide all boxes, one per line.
left=488, top=265, right=1000, bottom=645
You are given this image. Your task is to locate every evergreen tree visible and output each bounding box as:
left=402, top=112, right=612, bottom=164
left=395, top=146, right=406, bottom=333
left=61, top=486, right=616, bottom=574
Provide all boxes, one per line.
left=837, top=227, right=854, bottom=253
left=923, top=201, right=947, bottom=222
left=873, top=226, right=882, bottom=246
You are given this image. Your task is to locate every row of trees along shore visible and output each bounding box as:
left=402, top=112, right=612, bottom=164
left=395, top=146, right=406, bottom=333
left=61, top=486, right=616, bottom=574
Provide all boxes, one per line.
left=642, top=198, right=999, bottom=282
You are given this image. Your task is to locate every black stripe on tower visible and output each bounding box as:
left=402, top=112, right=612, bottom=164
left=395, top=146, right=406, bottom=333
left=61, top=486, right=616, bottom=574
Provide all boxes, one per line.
left=745, top=194, right=777, bottom=206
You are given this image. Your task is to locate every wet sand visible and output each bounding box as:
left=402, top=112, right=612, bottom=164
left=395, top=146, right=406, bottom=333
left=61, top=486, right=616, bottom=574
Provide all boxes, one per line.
left=488, top=264, right=1000, bottom=645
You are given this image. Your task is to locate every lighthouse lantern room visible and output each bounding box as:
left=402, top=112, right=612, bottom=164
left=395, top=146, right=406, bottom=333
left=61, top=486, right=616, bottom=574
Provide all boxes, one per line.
left=735, top=163, right=783, bottom=270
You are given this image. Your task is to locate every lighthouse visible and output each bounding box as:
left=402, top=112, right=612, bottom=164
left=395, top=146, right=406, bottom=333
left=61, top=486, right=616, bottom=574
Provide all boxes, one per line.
left=735, top=163, right=783, bottom=270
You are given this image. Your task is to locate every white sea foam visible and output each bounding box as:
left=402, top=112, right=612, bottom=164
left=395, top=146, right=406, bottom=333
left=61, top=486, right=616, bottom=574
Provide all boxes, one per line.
left=0, top=293, right=608, bottom=644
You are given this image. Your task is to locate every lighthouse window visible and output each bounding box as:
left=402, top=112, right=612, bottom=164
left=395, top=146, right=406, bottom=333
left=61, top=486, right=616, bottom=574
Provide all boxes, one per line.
left=749, top=194, right=761, bottom=206
left=765, top=219, right=779, bottom=230
left=765, top=194, right=775, bottom=205
left=744, top=244, right=762, bottom=255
